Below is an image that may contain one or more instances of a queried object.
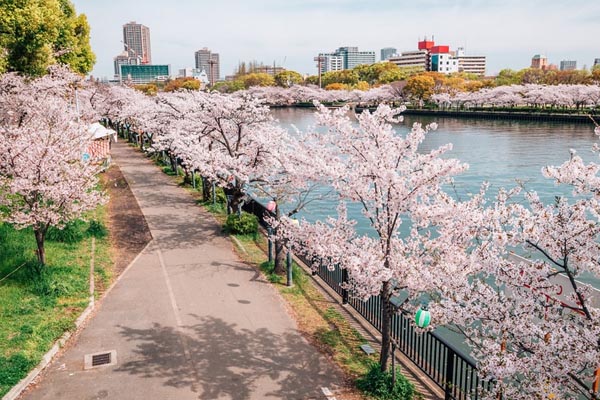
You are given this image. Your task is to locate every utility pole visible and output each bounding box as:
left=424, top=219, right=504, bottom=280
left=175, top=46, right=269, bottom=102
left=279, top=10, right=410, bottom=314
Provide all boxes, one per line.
left=208, top=59, right=216, bottom=87
left=313, top=56, right=326, bottom=88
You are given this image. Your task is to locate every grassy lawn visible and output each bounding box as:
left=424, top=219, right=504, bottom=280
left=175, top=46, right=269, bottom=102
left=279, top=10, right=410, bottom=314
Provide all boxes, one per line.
left=0, top=207, right=111, bottom=397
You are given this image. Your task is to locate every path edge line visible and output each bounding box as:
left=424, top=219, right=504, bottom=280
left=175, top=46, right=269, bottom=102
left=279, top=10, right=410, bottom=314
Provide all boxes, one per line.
left=2, top=239, right=154, bottom=400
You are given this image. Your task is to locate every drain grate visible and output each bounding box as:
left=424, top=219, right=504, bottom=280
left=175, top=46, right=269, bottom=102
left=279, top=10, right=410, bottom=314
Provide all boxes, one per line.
left=92, top=352, right=111, bottom=367
left=84, top=350, right=117, bottom=370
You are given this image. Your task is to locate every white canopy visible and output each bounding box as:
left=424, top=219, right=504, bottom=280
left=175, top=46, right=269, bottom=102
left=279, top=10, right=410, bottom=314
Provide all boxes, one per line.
left=88, top=122, right=117, bottom=142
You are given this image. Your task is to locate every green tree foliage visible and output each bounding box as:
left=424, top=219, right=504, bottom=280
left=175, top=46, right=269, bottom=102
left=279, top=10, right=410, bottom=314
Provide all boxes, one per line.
left=0, top=0, right=95, bottom=76
left=274, top=70, right=303, bottom=87
left=212, top=80, right=245, bottom=93
left=495, top=69, right=523, bottom=86
left=240, top=72, right=275, bottom=88
left=321, top=69, right=359, bottom=87
left=304, top=75, right=319, bottom=86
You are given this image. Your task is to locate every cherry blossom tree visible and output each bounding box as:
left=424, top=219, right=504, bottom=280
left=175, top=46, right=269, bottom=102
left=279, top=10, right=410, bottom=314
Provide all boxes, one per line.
left=0, top=68, right=105, bottom=266
left=427, top=128, right=600, bottom=398
left=278, top=103, right=468, bottom=371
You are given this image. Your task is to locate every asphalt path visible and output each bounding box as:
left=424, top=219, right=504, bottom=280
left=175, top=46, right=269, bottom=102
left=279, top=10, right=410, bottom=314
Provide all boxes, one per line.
left=21, top=141, right=342, bottom=400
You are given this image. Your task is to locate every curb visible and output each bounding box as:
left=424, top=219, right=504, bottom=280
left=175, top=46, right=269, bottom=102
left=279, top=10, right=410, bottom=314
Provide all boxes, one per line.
left=2, top=239, right=154, bottom=400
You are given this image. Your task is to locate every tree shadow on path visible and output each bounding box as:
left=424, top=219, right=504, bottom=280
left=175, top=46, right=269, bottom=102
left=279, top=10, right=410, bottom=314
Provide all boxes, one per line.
left=116, top=315, right=342, bottom=399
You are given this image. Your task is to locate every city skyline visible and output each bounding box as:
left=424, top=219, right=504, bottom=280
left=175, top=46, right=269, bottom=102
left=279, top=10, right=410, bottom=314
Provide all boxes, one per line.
left=71, top=0, right=600, bottom=80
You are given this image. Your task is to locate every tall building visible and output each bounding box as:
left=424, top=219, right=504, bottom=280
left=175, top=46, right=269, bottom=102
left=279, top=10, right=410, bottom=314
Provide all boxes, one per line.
left=122, top=21, right=151, bottom=64
left=194, top=48, right=220, bottom=85
left=595, top=58, right=600, bottom=67
left=380, top=47, right=397, bottom=61
left=317, top=46, right=375, bottom=73
left=560, top=60, right=577, bottom=71
left=531, top=54, right=548, bottom=69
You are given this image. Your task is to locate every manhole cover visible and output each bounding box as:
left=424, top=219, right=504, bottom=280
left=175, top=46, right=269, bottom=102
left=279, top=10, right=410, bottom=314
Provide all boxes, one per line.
left=84, top=350, right=117, bottom=370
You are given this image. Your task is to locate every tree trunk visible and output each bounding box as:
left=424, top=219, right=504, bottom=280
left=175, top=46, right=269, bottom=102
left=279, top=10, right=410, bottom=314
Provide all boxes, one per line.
left=169, top=154, right=177, bottom=175
left=202, top=177, right=210, bottom=202
left=34, top=227, right=46, bottom=266
left=379, top=280, right=393, bottom=371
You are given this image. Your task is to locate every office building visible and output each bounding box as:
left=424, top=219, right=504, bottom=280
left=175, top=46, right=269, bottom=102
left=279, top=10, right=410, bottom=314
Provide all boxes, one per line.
left=388, top=51, right=428, bottom=71
left=317, top=54, right=344, bottom=74
left=122, top=21, right=151, bottom=64
left=560, top=60, right=577, bottom=71
left=455, top=47, right=486, bottom=75
left=113, top=51, right=141, bottom=76
left=388, top=39, right=486, bottom=76
left=338, top=47, right=376, bottom=69
left=120, top=64, right=170, bottom=84
left=194, top=48, right=220, bottom=85
left=531, top=54, right=548, bottom=70
left=317, top=46, right=375, bottom=73
left=380, top=47, right=397, bottom=61
left=431, top=53, right=458, bottom=74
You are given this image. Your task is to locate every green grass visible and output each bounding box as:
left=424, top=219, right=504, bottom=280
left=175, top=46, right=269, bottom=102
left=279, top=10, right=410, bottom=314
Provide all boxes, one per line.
left=0, top=210, right=111, bottom=397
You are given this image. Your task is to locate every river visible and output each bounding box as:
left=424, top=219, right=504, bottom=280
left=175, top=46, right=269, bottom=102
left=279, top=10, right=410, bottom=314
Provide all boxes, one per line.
left=270, top=106, right=600, bottom=289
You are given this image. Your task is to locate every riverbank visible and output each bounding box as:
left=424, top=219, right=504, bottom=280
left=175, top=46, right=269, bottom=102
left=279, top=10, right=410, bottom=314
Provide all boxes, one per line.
left=356, top=107, right=598, bottom=124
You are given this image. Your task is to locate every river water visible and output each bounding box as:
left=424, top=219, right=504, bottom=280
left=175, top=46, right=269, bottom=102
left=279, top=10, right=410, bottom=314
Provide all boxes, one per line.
left=271, top=107, right=600, bottom=289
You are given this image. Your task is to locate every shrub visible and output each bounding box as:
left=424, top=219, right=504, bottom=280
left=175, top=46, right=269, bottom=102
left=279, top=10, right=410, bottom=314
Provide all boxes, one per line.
left=46, top=220, right=85, bottom=243
left=356, top=361, right=416, bottom=400
left=86, top=220, right=108, bottom=238
left=0, top=354, right=35, bottom=390
left=224, top=212, right=259, bottom=235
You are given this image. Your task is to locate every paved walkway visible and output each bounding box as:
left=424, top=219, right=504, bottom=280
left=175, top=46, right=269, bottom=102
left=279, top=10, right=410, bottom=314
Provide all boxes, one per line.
left=22, top=142, right=342, bottom=400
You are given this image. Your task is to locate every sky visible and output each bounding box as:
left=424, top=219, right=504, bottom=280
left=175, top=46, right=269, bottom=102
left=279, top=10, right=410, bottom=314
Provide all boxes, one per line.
left=71, top=0, right=600, bottom=80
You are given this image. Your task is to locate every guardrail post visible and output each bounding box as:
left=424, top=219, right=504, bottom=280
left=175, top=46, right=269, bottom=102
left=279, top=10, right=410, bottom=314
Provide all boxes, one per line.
left=445, top=347, right=455, bottom=400
left=286, top=251, right=293, bottom=287
left=267, top=227, right=273, bottom=263
left=342, top=268, right=349, bottom=305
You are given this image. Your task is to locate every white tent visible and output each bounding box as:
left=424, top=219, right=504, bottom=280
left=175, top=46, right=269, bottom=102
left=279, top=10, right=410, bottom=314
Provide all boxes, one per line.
left=88, top=122, right=117, bottom=142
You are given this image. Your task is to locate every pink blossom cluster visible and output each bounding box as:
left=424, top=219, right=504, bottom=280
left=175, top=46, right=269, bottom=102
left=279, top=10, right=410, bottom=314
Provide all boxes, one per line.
left=432, top=84, right=600, bottom=110
left=235, top=84, right=399, bottom=106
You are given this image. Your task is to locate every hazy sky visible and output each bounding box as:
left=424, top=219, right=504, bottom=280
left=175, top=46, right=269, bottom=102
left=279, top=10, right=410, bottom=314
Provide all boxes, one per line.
left=71, top=0, right=600, bottom=79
